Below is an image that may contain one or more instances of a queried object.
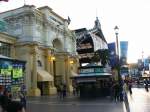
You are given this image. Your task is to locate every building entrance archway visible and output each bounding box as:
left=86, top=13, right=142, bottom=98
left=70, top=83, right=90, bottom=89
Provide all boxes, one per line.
left=52, top=38, right=64, bottom=87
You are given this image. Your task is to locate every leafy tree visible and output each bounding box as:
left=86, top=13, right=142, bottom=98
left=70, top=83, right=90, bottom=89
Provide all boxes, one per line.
left=92, top=49, right=109, bottom=66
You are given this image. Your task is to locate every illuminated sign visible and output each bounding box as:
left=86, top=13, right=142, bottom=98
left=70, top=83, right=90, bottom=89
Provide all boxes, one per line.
left=80, top=68, right=94, bottom=73
left=13, top=68, right=23, bottom=78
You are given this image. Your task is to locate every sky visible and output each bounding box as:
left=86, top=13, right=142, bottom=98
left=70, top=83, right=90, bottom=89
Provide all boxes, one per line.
left=0, top=0, right=150, bottom=63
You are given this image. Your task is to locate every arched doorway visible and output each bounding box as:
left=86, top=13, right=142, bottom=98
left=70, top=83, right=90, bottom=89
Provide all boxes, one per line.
left=52, top=38, right=63, bottom=87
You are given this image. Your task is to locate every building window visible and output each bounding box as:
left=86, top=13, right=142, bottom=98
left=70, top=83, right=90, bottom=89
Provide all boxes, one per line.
left=37, top=60, right=42, bottom=67
left=0, top=42, right=11, bottom=57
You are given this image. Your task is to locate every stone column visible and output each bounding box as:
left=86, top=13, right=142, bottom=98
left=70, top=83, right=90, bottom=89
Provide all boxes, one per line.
left=64, top=55, right=73, bottom=93
left=10, top=45, right=16, bottom=58
left=29, top=46, right=40, bottom=96
left=46, top=49, right=50, bottom=73
left=46, top=49, right=57, bottom=95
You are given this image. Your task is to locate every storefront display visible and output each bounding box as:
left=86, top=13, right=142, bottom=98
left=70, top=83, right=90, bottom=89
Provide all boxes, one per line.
left=0, top=57, right=26, bottom=98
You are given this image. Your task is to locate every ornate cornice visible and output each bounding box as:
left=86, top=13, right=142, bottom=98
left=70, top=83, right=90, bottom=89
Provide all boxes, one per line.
left=0, top=32, right=16, bottom=44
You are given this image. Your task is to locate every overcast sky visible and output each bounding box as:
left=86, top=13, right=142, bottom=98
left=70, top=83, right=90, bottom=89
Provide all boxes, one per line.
left=0, top=0, right=150, bottom=63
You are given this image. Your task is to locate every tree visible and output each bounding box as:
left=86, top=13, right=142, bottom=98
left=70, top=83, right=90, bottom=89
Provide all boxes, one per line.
left=92, top=49, right=109, bottom=66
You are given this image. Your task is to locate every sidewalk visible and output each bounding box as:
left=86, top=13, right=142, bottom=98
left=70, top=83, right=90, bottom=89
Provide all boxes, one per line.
left=126, top=88, right=150, bottom=112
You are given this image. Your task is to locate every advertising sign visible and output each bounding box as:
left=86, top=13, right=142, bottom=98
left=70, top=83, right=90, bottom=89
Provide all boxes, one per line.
left=0, top=58, right=25, bottom=98
left=108, top=42, right=118, bottom=68
left=120, top=41, right=128, bottom=65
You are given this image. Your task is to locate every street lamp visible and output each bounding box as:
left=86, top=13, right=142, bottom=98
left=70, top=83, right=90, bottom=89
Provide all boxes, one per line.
left=114, top=26, right=121, bottom=81
left=114, top=26, right=119, bottom=56
left=114, top=25, right=123, bottom=101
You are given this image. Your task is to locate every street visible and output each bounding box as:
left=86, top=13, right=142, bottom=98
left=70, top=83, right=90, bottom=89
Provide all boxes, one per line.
left=26, top=88, right=150, bottom=112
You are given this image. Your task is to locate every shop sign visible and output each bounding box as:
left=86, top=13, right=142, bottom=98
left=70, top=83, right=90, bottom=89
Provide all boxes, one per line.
left=80, top=68, right=94, bottom=74
left=77, top=78, right=96, bottom=83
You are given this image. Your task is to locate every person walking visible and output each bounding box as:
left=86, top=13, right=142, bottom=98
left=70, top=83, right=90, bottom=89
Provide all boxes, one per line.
left=6, top=101, right=25, bottom=112
left=56, top=85, right=61, bottom=98
left=76, top=85, right=80, bottom=96
left=114, top=82, right=120, bottom=102
left=123, top=82, right=130, bottom=112
left=62, top=84, right=67, bottom=99
left=72, top=85, right=76, bottom=96
left=19, top=92, right=26, bottom=109
left=0, top=90, right=12, bottom=112
left=59, top=83, right=64, bottom=100
left=110, top=81, right=115, bottom=101
left=144, top=79, right=149, bottom=92
left=128, top=82, right=132, bottom=95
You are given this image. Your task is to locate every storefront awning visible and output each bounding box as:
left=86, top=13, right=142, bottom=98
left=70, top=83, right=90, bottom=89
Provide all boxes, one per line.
left=79, top=72, right=112, bottom=77
left=37, top=70, right=54, bottom=82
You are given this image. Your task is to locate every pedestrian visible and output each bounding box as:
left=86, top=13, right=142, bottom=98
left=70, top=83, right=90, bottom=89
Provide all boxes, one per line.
left=119, top=81, right=124, bottom=102
left=123, top=82, right=130, bottom=112
left=114, top=82, right=120, bottom=102
left=144, top=79, right=149, bottom=92
left=0, top=86, right=4, bottom=105
left=0, top=85, right=4, bottom=96
left=110, top=82, right=114, bottom=101
left=63, top=84, right=67, bottom=98
left=21, top=84, right=27, bottom=96
left=56, top=85, right=61, bottom=98
left=19, top=92, right=26, bottom=109
left=128, top=82, right=132, bottom=95
left=0, top=90, right=12, bottom=112
left=6, top=101, right=25, bottom=112
left=76, top=85, right=80, bottom=96
left=137, top=79, right=140, bottom=88
left=72, top=85, right=76, bottom=96
left=59, top=83, right=64, bottom=100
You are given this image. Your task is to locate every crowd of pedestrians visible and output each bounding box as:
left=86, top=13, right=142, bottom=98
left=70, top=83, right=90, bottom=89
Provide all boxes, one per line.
left=73, top=85, right=80, bottom=96
left=110, top=81, right=122, bottom=102
left=110, top=79, right=133, bottom=102
left=0, top=86, right=26, bottom=112
left=57, top=83, right=67, bottom=100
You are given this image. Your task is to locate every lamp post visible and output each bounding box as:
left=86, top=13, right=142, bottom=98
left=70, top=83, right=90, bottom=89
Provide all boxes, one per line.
left=114, top=26, right=119, bottom=56
left=114, top=25, right=123, bottom=101
left=114, top=26, right=121, bottom=82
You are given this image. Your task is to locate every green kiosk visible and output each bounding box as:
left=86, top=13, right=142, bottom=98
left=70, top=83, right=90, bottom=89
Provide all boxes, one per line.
left=72, top=64, right=112, bottom=98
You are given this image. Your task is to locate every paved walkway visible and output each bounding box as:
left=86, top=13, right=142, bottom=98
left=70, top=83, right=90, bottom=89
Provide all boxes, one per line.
left=127, top=88, right=150, bottom=112
left=27, top=95, right=125, bottom=112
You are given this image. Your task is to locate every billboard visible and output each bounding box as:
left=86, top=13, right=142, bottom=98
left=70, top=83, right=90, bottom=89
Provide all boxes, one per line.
left=108, top=42, right=118, bottom=68
left=120, top=41, right=128, bottom=65
left=144, top=58, right=150, bottom=70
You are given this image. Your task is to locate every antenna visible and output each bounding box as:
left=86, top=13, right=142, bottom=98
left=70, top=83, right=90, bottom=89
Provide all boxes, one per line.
left=96, top=8, right=98, bottom=17
left=24, top=0, right=26, bottom=6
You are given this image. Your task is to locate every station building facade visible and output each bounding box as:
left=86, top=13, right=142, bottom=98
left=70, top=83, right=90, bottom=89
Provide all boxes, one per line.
left=0, top=5, right=78, bottom=96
